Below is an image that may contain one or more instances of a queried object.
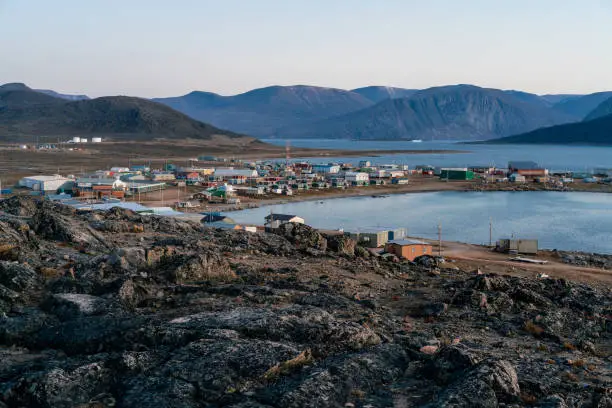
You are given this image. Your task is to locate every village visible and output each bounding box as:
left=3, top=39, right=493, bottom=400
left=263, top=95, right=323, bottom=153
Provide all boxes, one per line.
left=2, top=157, right=611, bottom=263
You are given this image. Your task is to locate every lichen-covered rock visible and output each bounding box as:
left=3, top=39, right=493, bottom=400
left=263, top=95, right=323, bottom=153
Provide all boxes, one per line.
left=40, top=293, right=115, bottom=321
left=161, top=251, right=236, bottom=283
left=274, top=223, right=327, bottom=252
left=324, top=234, right=356, bottom=256
left=0, top=262, right=40, bottom=292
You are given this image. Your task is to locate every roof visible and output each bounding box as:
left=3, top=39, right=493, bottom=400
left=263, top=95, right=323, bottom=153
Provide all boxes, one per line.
left=508, top=161, right=541, bottom=170
left=21, top=175, right=69, bottom=182
left=214, top=169, right=257, bottom=177
left=387, top=239, right=431, bottom=246
left=265, top=214, right=299, bottom=221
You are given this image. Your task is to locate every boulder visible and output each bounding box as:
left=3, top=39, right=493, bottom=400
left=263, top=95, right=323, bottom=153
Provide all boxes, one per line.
left=2, top=360, right=115, bottom=408
left=324, top=234, right=356, bottom=256
left=426, top=360, right=520, bottom=407
left=424, top=345, right=481, bottom=384
left=161, top=251, right=236, bottom=283
left=41, top=293, right=114, bottom=321
left=0, top=261, right=40, bottom=292
left=30, top=203, right=105, bottom=250
left=274, top=223, right=327, bottom=252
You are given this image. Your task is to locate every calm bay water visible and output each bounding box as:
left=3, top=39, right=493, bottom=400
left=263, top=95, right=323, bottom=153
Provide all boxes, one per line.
left=229, top=191, right=612, bottom=254
left=262, top=139, right=612, bottom=172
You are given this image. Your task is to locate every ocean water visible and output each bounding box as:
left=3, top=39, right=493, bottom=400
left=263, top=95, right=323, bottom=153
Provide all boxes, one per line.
left=262, top=139, right=612, bottom=172
left=228, top=191, right=612, bottom=254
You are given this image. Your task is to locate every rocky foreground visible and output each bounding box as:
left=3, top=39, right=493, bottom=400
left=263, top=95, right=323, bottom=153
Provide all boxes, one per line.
left=0, top=197, right=611, bottom=408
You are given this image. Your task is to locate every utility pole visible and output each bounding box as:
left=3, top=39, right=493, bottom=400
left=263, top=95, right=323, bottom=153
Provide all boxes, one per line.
left=437, top=223, right=442, bottom=257
left=489, top=217, right=493, bottom=247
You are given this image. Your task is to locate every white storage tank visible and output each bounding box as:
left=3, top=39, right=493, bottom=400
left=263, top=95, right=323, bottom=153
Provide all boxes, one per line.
left=92, top=137, right=102, bottom=143
left=72, top=137, right=81, bottom=143
left=80, top=138, right=88, bottom=143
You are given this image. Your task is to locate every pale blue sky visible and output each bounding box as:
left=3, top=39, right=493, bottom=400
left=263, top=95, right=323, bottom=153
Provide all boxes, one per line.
left=1, top=0, right=611, bottom=97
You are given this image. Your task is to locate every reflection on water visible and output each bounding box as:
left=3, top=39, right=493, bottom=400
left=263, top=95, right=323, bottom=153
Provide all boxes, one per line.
left=229, top=191, right=612, bottom=254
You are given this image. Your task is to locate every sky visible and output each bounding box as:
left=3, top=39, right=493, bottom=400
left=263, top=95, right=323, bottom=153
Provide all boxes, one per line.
left=1, top=0, right=611, bottom=98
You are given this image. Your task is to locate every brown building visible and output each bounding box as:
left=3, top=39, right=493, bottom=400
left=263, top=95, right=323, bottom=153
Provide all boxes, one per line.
left=385, top=239, right=433, bottom=261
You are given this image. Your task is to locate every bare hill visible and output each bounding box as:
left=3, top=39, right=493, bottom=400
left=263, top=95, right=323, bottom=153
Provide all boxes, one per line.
left=154, top=85, right=374, bottom=137
left=0, top=95, right=252, bottom=142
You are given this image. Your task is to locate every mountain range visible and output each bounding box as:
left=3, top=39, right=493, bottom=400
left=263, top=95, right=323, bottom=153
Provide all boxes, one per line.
left=153, top=85, right=610, bottom=141
left=275, top=85, right=580, bottom=140
left=2, top=82, right=612, bottom=145
left=0, top=83, right=250, bottom=142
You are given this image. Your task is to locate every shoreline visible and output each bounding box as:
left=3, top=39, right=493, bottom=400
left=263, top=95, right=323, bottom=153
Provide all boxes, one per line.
left=190, top=178, right=612, bottom=213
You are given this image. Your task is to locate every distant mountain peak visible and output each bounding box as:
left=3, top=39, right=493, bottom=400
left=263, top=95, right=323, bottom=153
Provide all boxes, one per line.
left=0, top=83, right=31, bottom=91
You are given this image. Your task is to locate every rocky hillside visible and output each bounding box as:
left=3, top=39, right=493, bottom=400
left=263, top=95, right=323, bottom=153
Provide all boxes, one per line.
left=0, top=197, right=610, bottom=407
left=486, top=113, right=612, bottom=145
left=278, top=85, right=579, bottom=140
left=584, top=96, right=612, bottom=121
left=153, top=85, right=374, bottom=137
left=0, top=95, right=251, bottom=142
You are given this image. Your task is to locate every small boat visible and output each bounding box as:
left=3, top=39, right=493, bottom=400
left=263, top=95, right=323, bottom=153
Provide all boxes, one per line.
left=411, top=139, right=423, bottom=143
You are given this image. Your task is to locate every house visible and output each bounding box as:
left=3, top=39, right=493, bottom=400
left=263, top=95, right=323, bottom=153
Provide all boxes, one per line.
left=497, top=239, right=538, bottom=255
left=385, top=239, right=433, bottom=261
left=312, top=164, right=341, bottom=174
left=264, top=214, right=305, bottom=230
left=152, top=172, right=176, bottom=181
left=344, top=172, right=369, bottom=185
left=509, top=173, right=526, bottom=183
left=358, top=160, right=371, bottom=168
left=347, top=230, right=389, bottom=248
left=508, top=161, right=548, bottom=178
left=110, top=167, right=130, bottom=173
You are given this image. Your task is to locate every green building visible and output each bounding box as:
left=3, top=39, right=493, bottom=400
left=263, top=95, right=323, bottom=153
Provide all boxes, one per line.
left=439, top=168, right=475, bottom=180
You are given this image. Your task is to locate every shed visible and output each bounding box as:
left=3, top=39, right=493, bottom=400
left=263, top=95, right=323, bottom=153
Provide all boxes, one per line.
left=348, top=230, right=389, bottom=248
left=385, top=239, right=433, bottom=261
left=497, top=239, right=538, bottom=255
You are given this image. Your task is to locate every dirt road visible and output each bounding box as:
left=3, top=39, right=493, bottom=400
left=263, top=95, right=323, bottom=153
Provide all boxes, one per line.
left=437, top=240, right=612, bottom=287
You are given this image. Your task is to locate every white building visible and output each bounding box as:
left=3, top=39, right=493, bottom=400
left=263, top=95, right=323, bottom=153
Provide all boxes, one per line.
left=110, top=167, right=130, bottom=173
left=19, top=175, right=74, bottom=192
left=388, top=170, right=406, bottom=178
left=344, top=172, right=370, bottom=183
left=213, top=168, right=258, bottom=178
left=312, top=164, right=341, bottom=174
